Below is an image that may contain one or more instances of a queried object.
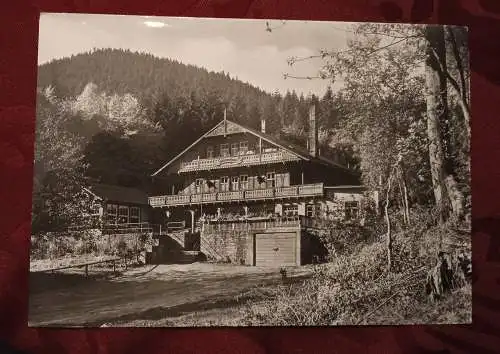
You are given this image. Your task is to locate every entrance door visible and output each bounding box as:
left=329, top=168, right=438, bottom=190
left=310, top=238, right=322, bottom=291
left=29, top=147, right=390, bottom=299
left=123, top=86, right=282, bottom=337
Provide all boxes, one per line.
left=254, top=232, right=297, bottom=267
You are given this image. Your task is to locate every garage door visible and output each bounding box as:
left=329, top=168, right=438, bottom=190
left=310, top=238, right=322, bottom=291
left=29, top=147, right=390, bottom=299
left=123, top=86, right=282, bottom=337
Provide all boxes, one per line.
left=255, top=232, right=296, bottom=267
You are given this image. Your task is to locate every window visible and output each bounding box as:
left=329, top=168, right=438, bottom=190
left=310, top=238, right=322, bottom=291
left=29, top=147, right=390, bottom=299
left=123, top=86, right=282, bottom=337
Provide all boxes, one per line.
left=306, top=204, right=315, bottom=217
left=275, top=173, right=284, bottom=187
left=284, top=204, right=299, bottom=217
left=90, top=201, right=101, bottom=216
left=220, top=176, right=229, bottom=192
left=345, top=201, right=360, bottom=220
left=266, top=172, right=275, bottom=188
left=231, top=176, right=239, bottom=191
left=106, top=203, right=118, bottom=224
left=239, top=141, right=248, bottom=155
left=130, top=207, right=140, bottom=224
left=118, top=205, right=129, bottom=224
left=275, top=173, right=290, bottom=187
left=240, top=175, right=249, bottom=190
left=195, top=179, right=204, bottom=194
left=231, top=143, right=239, bottom=156
left=256, top=175, right=266, bottom=189
left=220, top=144, right=229, bottom=157
left=206, top=146, right=214, bottom=158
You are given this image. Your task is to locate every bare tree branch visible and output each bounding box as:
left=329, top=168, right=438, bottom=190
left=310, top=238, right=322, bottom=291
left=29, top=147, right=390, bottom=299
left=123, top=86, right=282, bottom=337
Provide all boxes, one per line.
left=265, top=20, right=287, bottom=33
left=331, top=25, right=422, bottom=40
left=283, top=73, right=323, bottom=80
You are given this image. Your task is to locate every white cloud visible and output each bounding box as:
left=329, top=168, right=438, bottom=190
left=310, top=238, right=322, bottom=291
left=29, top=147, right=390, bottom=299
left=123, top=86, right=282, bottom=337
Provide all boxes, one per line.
left=144, top=21, right=170, bottom=28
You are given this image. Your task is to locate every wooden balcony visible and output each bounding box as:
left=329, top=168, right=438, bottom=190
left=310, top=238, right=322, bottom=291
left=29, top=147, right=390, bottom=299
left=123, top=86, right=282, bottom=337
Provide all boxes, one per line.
left=178, top=150, right=300, bottom=173
left=202, top=215, right=301, bottom=232
left=201, top=215, right=328, bottom=233
left=148, top=183, right=324, bottom=207
left=217, top=191, right=245, bottom=201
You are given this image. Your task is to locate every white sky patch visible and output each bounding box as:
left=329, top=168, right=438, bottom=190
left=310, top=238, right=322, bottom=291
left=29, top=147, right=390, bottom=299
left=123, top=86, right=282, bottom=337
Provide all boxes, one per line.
left=37, top=13, right=355, bottom=95
left=144, top=21, right=170, bottom=28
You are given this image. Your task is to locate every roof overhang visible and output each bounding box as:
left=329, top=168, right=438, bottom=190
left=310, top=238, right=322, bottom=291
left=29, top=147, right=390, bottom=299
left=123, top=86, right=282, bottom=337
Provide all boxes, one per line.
left=151, top=119, right=310, bottom=177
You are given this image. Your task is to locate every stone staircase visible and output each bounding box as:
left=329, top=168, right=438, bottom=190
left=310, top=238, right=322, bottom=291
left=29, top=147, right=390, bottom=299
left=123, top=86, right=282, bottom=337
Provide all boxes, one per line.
left=147, top=229, right=204, bottom=264
left=161, top=250, right=205, bottom=264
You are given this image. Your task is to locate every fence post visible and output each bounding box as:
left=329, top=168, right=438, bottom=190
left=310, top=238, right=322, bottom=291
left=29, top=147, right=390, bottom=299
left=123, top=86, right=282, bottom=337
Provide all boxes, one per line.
left=85, top=264, right=88, bottom=277
left=113, top=260, right=116, bottom=273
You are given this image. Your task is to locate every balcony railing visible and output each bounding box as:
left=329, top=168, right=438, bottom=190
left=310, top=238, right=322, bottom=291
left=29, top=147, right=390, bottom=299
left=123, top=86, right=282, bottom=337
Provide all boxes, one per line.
left=217, top=191, right=245, bottom=201
left=201, top=215, right=342, bottom=233
left=202, top=215, right=312, bottom=233
left=149, top=183, right=324, bottom=207
left=178, top=150, right=300, bottom=173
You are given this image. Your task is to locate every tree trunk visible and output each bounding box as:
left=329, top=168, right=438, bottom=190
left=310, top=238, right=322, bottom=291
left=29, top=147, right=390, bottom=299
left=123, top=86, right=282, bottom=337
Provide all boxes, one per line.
left=400, top=167, right=411, bottom=225
left=396, top=171, right=408, bottom=225
left=443, top=26, right=471, bottom=140
left=444, top=174, right=465, bottom=222
left=425, top=25, right=449, bottom=223
left=385, top=174, right=393, bottom=271
left=445, top=26, right=468, bottom=106
left=403, top=183, right=410, bottom=225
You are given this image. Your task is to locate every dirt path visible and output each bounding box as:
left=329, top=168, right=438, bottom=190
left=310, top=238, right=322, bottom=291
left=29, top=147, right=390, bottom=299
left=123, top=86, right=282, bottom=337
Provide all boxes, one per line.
left=28, top=263, right=312, bottom=327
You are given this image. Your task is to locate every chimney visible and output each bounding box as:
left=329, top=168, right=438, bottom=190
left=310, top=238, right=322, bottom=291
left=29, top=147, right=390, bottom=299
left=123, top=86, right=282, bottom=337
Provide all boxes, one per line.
left=261, top=119, right=266, bottom=134
left=223, top=107, right=227, bottom=137
left=308, top=104, right=318, bottom=157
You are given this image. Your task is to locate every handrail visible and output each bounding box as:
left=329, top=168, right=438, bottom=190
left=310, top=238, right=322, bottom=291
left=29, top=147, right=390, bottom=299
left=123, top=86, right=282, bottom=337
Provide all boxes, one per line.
left=202, top=215, right=303, bottom=232
left=32, top=254, right=142, bottom=277
left=179, top=151, right=299, bottom=172
left=148, top=183, right=324, bottom=207
left=68, top=222, right=160, bottom=234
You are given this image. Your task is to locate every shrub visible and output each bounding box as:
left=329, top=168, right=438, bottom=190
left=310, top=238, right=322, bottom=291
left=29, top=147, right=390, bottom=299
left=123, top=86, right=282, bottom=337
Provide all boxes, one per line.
left=314, top=219, right=384, bottom=260
left=30, top=229, right=149, bottom=260
left=244, top=211, right=471, bottom=326
left=116, top=239, right=128, bottom=257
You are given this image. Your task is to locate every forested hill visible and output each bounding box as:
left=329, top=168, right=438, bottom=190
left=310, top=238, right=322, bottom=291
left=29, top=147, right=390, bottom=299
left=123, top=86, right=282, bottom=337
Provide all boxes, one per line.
left=37, top=48, right=353, bottom=165
left=38, top=48, right=312, bottom=133
left=38, top=48, right=271, bottom=106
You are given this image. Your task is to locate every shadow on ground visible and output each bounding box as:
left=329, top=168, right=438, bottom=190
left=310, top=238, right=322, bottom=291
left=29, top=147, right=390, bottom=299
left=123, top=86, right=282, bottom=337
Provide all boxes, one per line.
left=28, top=263, right=313, bottom=327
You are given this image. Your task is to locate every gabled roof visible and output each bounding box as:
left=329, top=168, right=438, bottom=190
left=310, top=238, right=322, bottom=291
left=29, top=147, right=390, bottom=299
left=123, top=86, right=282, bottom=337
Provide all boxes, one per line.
left=240, top=122, right=353, bottom=171
left=152, top=119, right=355, bottom=177
left=84, top=183, right=149, bottom=205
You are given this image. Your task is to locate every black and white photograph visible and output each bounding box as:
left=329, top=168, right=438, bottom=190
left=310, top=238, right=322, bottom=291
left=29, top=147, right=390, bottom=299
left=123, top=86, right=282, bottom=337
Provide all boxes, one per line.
left=29, top=13, right=471, bottom=327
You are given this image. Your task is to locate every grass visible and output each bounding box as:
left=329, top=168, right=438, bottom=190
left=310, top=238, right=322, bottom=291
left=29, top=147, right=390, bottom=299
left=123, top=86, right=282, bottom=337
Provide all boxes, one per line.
left=240, top=220, right=472, bottom=327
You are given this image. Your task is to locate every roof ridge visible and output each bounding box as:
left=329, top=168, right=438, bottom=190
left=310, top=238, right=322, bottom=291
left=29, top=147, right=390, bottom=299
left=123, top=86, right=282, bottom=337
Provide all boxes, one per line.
left=151, top=118, right=357, bottom=176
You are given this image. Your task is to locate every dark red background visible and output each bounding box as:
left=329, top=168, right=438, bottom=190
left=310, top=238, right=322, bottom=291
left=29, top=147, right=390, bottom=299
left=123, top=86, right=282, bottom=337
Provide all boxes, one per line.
left=1, top=0, right=500, bottom=353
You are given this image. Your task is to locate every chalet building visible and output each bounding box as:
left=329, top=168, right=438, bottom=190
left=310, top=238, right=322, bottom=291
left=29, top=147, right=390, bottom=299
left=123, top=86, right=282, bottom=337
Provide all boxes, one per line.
left=147, top=105, right=372, bottom=267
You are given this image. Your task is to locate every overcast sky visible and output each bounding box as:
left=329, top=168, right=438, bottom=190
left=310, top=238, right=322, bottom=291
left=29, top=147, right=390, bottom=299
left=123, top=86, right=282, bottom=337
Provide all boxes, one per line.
left=38, top=13, right=356, bottom=96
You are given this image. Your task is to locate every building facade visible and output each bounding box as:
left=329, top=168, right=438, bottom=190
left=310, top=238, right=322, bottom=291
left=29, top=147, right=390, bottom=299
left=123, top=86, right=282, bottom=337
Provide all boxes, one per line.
left=77, top=183, right=152, bottom=234
left=148, top=106, right=372, bottom=267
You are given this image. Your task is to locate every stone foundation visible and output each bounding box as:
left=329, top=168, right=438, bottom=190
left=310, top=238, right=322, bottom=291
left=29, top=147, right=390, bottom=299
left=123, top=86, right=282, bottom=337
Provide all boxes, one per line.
left=201, top=230, right=252, bottom=265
